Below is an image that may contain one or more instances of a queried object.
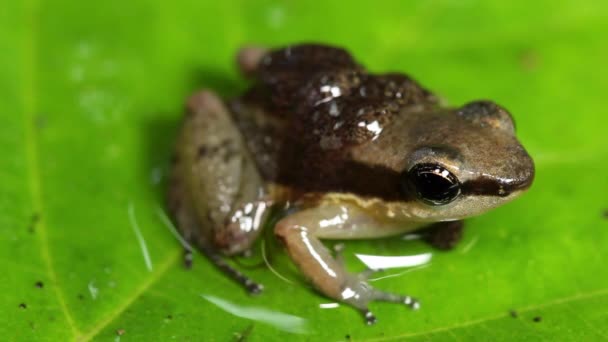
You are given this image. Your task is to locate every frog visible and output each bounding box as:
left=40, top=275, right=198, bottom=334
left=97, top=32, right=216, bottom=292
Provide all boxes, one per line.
left=166, top=44, right=535, bottom=324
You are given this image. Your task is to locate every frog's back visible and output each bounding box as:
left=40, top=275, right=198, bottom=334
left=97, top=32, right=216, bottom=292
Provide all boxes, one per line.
left=230, top=44, right=438, bottom=199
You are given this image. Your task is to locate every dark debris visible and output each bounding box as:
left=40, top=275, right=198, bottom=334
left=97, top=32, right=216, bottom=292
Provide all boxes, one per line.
left=35, top=281, right=44, bottom=289
left=533, top=316, right=542, bottom=323
left=28, top=213, right=40, bottom=233
left=519, top=49, right=540, bottom=72
left=233, top=324, right=254, bottom=342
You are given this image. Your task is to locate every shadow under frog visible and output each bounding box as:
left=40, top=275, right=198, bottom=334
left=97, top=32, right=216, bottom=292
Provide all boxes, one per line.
left=164, top=44, right=535, bottom=324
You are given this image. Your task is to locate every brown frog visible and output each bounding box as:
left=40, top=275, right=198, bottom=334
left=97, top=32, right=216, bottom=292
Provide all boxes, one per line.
left=167, top=44, right=534, bottom=324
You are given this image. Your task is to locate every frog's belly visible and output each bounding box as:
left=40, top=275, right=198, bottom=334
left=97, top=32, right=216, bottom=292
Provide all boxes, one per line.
left=268, top=185, right=427, bottom=239
left=316, top=220, right=425, bottom=240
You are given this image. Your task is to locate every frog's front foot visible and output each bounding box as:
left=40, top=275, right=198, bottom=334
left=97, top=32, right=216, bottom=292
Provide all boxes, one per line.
left=420, top=220, right=464, bottom=250
left=333, top=243, right=420, bottom=320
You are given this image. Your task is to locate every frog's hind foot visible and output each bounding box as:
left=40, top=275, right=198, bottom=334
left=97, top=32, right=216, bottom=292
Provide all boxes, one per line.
left=236, top=46, right=268, bottom=77
left=201, top=244, right=264, bottom=295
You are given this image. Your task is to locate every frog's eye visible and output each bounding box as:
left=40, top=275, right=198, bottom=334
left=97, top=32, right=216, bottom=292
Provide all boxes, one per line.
left=405, top=163, right=461, bottom=205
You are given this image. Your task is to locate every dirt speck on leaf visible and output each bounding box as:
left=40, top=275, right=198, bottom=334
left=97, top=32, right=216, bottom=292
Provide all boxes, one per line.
left=35, top=281, right=44, bottom=288
left=519, top=49, right=540, bottom=71
left=116, top=328, right=125, bottom=336
left=19, top=303, right=27, bottom=309
left=233, top=324, right=254, bottom=342
left=35, top=114, right=47, bottom=129
left=533, top=316, right=542, bottom=323
left=28, top=213, right=40, bottom=233
left=509, top=309, right=518, bottom=318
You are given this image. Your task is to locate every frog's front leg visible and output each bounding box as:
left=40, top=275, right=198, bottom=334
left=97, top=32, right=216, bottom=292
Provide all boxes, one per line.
left=274, top=204, right=420, bottom=324
left=420, top=220, right=464, bottom=250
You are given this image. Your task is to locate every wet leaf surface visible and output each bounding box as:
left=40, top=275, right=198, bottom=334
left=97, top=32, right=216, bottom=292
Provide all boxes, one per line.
left=2, top=1, right=608, bottom=340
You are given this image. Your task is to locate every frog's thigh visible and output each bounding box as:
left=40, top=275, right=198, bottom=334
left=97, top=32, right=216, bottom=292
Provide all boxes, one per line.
left=176, top=90, right=267, bottom=253
left=167, top=156, right=199, bottom=245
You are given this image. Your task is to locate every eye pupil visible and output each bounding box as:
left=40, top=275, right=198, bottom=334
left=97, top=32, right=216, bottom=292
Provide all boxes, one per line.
left=406, top=163, right=461, bottom=205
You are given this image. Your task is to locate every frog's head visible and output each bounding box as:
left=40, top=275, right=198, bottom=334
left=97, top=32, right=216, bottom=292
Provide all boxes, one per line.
left=395, top=100, right=535, bottom=221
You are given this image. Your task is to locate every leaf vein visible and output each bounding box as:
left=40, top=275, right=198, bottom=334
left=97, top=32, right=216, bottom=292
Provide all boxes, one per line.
left=22, top=0, right=80, bottom=338
left=364, top=287, right=608, bottom=341
left=77, top=248, right=181, bottom=341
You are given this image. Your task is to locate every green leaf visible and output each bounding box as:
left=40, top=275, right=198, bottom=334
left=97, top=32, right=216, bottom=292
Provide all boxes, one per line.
left=2, top=1, right=608, bottom=341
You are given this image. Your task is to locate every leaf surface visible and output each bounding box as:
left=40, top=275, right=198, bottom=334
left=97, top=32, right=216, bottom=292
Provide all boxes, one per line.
left=2, top=1, right=608, bottom=341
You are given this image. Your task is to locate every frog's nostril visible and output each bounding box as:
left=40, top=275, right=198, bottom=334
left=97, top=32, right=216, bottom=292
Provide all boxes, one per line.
left=509, top=171, right=534, bottom=193
left=519, top=158, right=535, bottom=190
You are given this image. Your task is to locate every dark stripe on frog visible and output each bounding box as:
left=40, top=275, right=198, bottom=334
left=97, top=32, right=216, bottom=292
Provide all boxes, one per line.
left=462, top=174, right=533, bottom=197
left=278, top=161, right=532, bottom=201
left=276, top=160, right=412, bottom=202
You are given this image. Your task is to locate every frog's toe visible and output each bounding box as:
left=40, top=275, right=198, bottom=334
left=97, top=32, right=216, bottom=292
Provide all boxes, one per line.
left=183, top=248, right=194, bottom=269
left=372, top=290, right=420, bottom=310
left=361, top=309, right=377, bottom=325
left=245, top=280, right=264, bottom=295
left=405, top=296, right=421, bottom=310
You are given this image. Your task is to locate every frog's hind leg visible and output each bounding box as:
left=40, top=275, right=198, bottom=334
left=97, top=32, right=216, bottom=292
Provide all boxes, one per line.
left=167, top=90, right=269, bottom=294
left=236, top=46, right=267, bottom=78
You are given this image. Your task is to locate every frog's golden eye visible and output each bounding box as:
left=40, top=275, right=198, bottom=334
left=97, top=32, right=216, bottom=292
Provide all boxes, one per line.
left=405, top=163, right=461, bottom=205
